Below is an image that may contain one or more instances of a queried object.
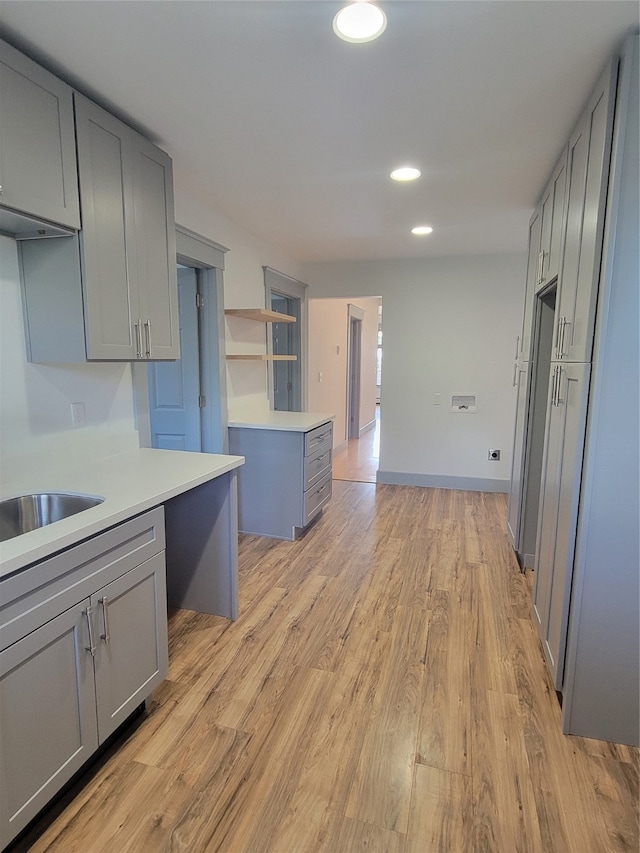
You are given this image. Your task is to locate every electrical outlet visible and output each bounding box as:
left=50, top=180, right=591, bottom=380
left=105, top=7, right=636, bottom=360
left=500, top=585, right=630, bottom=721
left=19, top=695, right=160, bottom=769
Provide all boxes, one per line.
left=488, top=449, right=500, bottom=461
left=71, top=402, right=86, bottom=429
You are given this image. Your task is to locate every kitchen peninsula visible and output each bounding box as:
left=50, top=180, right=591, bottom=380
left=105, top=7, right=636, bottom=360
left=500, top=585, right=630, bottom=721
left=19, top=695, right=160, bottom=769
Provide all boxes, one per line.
left=229, top=411, right=334, bottom=540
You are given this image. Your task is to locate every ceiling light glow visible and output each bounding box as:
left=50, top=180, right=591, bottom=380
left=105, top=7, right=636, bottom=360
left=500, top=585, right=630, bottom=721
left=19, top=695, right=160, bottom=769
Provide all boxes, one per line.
left=411, top=226, right=434, bottom=236
left=333, top=2, right=387, bottom=44
left=390, top=166, right=421, bottom=182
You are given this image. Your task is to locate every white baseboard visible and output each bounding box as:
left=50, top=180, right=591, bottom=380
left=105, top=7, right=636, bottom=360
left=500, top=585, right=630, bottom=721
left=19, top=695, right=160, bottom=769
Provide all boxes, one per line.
left=375, top=470, right=509, bottom=493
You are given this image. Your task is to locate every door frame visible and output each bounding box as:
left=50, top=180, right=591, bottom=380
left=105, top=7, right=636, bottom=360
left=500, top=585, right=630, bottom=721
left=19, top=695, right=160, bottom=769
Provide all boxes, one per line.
left=133, top=225, right=229, bottom=452
left=346, top=303, right=364, bottom=440
left=264, top=266, right=308, bottom=411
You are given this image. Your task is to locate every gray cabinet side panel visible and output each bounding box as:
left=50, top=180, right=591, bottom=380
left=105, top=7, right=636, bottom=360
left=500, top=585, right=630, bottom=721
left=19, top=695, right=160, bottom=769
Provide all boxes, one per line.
left=229, top=427, right=304, bottom=540
left=164, top=472, right=239, bottom=619
left=19, top=235, right=87, bottom=363
left=563, top=35, right=640, bottom=746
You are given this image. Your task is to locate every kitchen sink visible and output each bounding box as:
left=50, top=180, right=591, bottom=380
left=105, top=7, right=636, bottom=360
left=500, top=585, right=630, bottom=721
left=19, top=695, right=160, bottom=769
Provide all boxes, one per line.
left=0, top=493, right=105, bottom=542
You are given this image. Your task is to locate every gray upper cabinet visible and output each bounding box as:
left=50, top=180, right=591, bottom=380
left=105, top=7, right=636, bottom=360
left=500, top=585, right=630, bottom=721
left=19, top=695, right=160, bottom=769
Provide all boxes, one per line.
left=19, top=92, right=179, bottom=362
left=538, top=148, right=567, bottom=291
left=519, top=206, right=542, bottom=362
left=555, top=60, right=617, bottom=363
left=0, top=39, right=80, bottom=234
left=75, top=94, right=179, bottom=360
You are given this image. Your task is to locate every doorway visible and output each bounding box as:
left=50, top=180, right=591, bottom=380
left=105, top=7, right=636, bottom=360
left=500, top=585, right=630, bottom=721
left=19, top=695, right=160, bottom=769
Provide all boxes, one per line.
left=140, top=226, right=228, bottom=454
left=347, top=305, right=364, bottom=439
left=148, top=266, right=202, bottom=451
left=520, top=283, right=557, bottom=568
left=264, top=266, right=308, bottom=412
left=271, top=291, right=301, bottom=411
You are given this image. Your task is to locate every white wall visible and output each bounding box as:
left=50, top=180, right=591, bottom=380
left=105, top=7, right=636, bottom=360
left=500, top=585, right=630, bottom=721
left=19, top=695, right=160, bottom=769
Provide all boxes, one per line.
left=308, top=296, right=379, bottom=448
left=0, top=236, right=139, bottom=469
left=303, top=254, right=526, bottom=490
left=172, top=163, right=306, bottom=421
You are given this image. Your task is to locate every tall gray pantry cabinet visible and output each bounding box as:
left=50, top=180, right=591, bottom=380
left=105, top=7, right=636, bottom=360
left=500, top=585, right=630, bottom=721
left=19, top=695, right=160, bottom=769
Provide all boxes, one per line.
left=507, top=33, right=639, bottom=746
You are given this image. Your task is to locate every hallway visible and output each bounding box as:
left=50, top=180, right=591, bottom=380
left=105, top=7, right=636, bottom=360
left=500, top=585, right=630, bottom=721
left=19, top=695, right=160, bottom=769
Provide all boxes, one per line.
left=332, top=405, right=380, bottom=483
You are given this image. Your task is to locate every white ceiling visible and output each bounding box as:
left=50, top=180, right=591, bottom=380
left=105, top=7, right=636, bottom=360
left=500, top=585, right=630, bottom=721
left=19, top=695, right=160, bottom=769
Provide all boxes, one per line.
left=1, top=1, right=638, bottom=263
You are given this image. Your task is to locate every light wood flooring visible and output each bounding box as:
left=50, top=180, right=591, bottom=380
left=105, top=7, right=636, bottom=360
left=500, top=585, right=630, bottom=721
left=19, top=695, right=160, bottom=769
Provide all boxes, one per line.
left=12, top=482, right=639, bottom=852
left=331, top=406, right=379, bottom=484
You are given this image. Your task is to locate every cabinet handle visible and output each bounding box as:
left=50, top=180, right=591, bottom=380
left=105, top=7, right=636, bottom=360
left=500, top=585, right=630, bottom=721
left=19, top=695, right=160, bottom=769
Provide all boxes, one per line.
left=512, top=363, right=519, bottom=388
left=537, top=251, right=545, bottom=285
left=144, top=320, right=152, bottom=358
left=100, top=596, right=111, bottom=644
left=514, top=336, right=520, bottom=360
left=84, top=605, right=96, bottom=657
left=134, top=320, right=143, bottom=359
left=551, top=365, right=558, bottom=407
left=555, top=366, right=564, bottom=407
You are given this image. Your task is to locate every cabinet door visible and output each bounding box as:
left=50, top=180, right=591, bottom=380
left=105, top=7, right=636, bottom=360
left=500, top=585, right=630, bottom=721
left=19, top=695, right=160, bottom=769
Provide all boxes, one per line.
left=0, top=601, right=98, bottom=849
left=133, top=137, right=179, bottom=359
left=507, top=361, right=531, bottom=552
left=538, top=148, right=567, bottom=288
left=93, top=553, right=168, bottom=742
left=0, top=40, right=80, bottom=230
left=556, top=61, right=617, bottom=363
left=533, top=362, right=591, bottom=689
left=520, top=207, right=542, bottom=361
left=75, top=94, right=139, bottom=359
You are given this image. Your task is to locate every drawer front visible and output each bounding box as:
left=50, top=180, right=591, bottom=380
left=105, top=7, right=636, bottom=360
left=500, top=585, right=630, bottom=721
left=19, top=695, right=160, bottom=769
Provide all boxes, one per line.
left=0, top=508, right=165, bottom=652
left=304, top=441, right=332, bottom=490
left=304, top=422, right=333, bottom=457
left=303, top=471, right=332, bottom=526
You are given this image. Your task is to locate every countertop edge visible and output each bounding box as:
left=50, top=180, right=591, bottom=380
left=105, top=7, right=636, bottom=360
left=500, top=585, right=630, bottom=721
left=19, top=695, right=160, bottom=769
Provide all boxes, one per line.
left=0, top=449, right=245, bottom=579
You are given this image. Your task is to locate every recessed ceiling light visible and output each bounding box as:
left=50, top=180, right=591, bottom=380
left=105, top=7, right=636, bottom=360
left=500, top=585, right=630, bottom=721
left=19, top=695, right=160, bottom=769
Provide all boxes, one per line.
left=411, top=226, right=434, bottom=236
left=333, top=2, right=387, bottom=44
left=390, top=167, right=421, bottom=182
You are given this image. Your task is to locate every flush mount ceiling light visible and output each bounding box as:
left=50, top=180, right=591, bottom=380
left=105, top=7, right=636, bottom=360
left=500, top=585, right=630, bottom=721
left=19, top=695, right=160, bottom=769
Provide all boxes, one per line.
left=411, top=225, right=434, bottom=236
left=390, top=166, right=421, bottom=182
left=333, top=1, right=387, bottom=43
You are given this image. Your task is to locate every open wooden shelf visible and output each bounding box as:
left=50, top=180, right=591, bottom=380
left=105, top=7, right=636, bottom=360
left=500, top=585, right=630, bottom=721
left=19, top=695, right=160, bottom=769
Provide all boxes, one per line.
left=226, top=354, right=297, bottom=361
left=224, top=308, right=296, bottom=324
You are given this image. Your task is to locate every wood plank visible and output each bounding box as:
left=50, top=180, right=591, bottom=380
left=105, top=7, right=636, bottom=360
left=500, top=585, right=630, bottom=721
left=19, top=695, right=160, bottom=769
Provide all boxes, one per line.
left=406, top=763, right=474, bottom=853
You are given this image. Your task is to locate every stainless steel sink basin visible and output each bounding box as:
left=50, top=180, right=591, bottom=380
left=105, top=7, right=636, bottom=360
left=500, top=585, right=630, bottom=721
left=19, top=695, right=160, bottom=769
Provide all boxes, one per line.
left=0, top=493, right=104, bottom=542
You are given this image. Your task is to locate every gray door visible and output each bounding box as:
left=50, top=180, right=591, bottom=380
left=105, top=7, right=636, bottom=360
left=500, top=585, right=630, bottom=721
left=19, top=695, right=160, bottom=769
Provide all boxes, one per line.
left=271, top=292, right=301, bottom=411
left=533, top=362, right=591, bottom=689
left=0, top=601, right=98, bottom=848
left=148, top=267, right=201, bottom=451
left=93, top=554, right=168, bottom=742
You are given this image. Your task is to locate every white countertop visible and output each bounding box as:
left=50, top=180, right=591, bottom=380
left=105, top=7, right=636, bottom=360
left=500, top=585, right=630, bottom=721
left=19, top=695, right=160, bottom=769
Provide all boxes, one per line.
left=228, top=411, right=334, bottom=432
left=0, top=448, right=244, bottom=579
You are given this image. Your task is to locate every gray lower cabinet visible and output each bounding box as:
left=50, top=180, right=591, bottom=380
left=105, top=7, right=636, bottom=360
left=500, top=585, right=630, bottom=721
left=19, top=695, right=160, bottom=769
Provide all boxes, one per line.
left=229, top=421, right=333, bottom=540
left=0, top=508, right=168, bottom=848
left=0, top=38, right=80, bottom=235
left=532, top=362, right=591, bottom=690
left=18, top=94, right=179, bottom=363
